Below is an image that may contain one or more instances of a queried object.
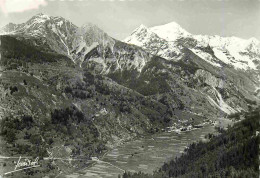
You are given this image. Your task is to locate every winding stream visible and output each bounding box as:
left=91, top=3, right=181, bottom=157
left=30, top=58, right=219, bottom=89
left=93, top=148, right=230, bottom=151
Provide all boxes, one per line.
left=66, top=118, right=232, bottom=178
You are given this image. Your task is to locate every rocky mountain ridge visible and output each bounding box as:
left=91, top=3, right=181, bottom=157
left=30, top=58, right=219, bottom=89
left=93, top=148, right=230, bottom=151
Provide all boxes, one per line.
left=124, top=21, right=260, bottom=115
left=124, top=22, right=260, bottom=71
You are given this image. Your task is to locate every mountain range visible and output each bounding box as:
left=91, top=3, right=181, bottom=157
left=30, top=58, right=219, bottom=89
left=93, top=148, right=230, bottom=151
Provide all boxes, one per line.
left=0, top=13, right=259, bottom=177
left=125, top=22, right=260, bottom=70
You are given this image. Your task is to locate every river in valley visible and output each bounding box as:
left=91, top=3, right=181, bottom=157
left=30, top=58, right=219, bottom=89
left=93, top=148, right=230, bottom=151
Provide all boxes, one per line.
left=66, top=118, right=232, bottom=178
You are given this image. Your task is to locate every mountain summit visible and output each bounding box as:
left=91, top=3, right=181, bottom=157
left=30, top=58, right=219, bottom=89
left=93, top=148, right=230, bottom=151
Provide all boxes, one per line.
left=149, top=21, right=191, bottom=41
left=125, top=22, right=260, bottom=70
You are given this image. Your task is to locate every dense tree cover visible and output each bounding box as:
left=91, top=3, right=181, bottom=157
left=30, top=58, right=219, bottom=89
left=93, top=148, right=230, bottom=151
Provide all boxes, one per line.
left=0, top=115, right=34, bottom=140
left=64, top=71, right=173, bottom=130
left=0, top=35, right=71, bottom=68
left=51, top=106, right=85, bottom=125
left=49, top=106, right=105, bottom=156
left=122, top=108, right=259, bottom=178
left=0, top=115, right=47, bottom=157
left=9, top=86, right=18, bottom=94
left=0, top=106, right=105, bottom=159
left=107, top=57, right=172, bottom=96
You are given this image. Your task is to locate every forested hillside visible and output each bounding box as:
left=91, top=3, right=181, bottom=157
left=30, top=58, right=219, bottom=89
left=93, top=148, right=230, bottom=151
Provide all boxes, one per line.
left=122, top=108, right=259, bottom=178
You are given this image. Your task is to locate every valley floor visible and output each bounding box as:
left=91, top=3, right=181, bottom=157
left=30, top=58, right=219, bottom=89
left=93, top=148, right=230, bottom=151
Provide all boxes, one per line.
left=65, top=119, right=230, bottom=178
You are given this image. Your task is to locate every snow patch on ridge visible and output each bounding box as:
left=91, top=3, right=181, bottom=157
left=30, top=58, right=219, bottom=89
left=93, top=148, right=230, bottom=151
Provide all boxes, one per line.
left=125, top=21, right=260, bottom=71
left=207, top=88, right=237, bottom=115
left=190, top=48, right=221, bottom=67
left=212, top=48, right=256, bottom=70
left=84, top=42, right=99, bottom=56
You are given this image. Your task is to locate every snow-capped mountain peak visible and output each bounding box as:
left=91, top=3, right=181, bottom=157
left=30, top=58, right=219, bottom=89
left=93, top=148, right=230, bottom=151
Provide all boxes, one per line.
left=33, top=13, right=50, bottom=20
left=124, top=24, right=158, bottom=47
left=124, top=21, right=191, bottom=49
left=23, top=13, right=52, bottom=28
left=0, top=13, right=73, bottom=36
left=124, top=23, right=183, bottom=60
left=131, top=24, right=148, bottom=34
left=125, top=21, right=260, bottom=71
left=150, top=21, right=191, bottom=41
left=248, top=37, right=260, bottom=44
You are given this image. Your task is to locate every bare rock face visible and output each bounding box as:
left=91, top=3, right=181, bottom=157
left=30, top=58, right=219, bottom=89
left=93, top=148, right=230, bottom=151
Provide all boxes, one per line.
left=195, top=69, right=226, bottom=89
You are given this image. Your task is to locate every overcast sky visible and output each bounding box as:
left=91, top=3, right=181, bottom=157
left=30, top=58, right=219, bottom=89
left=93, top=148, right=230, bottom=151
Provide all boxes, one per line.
left=0, top=0, right=259, bottom=40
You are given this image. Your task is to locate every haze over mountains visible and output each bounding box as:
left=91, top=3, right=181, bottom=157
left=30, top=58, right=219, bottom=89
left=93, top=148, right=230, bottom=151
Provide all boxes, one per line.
left=0, top=13, right=259, bottom=177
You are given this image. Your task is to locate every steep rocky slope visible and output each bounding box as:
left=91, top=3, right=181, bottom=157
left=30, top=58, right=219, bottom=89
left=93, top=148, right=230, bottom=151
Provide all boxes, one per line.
left=124, top=22, right=260, bottom=116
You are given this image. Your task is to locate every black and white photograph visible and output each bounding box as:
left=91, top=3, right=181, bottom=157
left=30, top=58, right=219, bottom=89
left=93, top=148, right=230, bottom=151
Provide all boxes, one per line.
left=0, top=0, right=259, bottom=177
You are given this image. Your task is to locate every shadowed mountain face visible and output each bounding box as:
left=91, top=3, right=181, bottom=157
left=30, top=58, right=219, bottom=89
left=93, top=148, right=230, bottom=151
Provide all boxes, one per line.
left=0, top=13, right=259, bottom=177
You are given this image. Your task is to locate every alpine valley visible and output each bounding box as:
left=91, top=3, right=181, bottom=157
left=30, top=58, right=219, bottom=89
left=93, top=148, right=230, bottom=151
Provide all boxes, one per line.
left=0, top=14, right=259, bottom=177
